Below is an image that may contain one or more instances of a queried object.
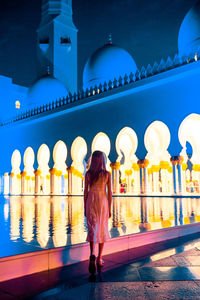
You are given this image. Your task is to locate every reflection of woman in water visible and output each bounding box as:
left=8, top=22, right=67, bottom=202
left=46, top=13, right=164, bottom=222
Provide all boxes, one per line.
left=84, top=151, right=112, bottom=274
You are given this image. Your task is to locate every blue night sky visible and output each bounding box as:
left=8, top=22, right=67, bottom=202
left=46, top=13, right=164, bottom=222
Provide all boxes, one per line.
left=0, top=0, right=197, bottom=88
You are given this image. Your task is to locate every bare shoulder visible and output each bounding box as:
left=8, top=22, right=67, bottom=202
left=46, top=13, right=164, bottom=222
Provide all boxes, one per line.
left=106, top=171, right=111, bottom=180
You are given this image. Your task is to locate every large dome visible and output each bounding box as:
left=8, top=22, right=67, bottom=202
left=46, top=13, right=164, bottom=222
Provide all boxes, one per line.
left=83, top=43, right=137, bottom=89
left=178, top=1, right=200, bottom=55
left=27, top=76, right=68, bottom=108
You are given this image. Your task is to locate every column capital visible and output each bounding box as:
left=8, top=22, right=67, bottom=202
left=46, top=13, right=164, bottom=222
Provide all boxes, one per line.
left=34, top=169, right=41, bottom=176
left=177, top=156, right=184, bottom=165
left=159, top=161, right=170, bottom=169
left=110, top=162, right=120, bottom=170
left=125, top=169, right=133, bottom=176
left=21, top=171, right=27, bottom=177
left=137, top=159, right=149, bottom=168
left=67, top=166, right=75, bottom=173
left=49, top=168, right=57, bottom=175
left=193, top=164, right=200, bottom=171
left=170, top=156, right=179, bottom=165
left=151, top=165, right=160, bottom=172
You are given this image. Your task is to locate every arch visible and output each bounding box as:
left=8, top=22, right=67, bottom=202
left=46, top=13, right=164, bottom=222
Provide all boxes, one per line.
left=92, top=132, right=111, bottom=156
left=116, top=127, right=138, bottom=168
left=144, top=121, right=171, bottom=164
left=10, top=150, right=21, bottom=195
left=23, top=147, right=35, bottom=195
left=37, top=144, right=50, bottom=168
left=179, top=113, right=200, bottom=164
left=115, top=127, right=139, bottom=194
left=53, top=140, right=68, bottom=195
left=53, top=140, right=67, bottom=171
left=37, top=144, right=51, bottom=195
left=71, top=137, right=87, bottom=195
left=71, top=136, right=87, bottom=173
left=91, top=132, right=111, bottom=170
left=24, top=147, right=35, bottom=170
left=144, top=121, right=171, bottom=195
left=11, top=150, right=21, bottom=173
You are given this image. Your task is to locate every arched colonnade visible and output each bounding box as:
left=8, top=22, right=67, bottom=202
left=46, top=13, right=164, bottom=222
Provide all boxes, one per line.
left=4, top=114, right=200, bottom=196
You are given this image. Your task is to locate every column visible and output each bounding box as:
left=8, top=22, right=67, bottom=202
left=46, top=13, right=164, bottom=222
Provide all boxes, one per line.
left=9, top=172, right=14, bottom=195
left=64, top=174, right=68, bottom=194
left=137, top=159, right=149, bottom=194
left=170, top=156, right=178, bottom=195
left=49, top=168, right=56, bottom=195
left=110, top=162, right=120, bottom=195
left=21, top=171, right=26, bottom=195
left=181, top=163, right=187, bottom=194
left=34, top=169, right=41, bottom=195
left=67, top=166, right=74, bottom=195
left=192, top=164, right=200, bottom=194
left=177, top=156, right=183, bottom=195
left=159, top=161, right=170, bottom=194
left=132, top=163, right=140, bottom=194
left=125, top=169, right=133, bottom=194
left=151, top=165, right=160, bottom=194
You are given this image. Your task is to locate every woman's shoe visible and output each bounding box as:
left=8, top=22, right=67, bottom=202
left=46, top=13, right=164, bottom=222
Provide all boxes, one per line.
left=89, top=255, right=96, bottom=274
left=97, top=257, right=104, bottom=267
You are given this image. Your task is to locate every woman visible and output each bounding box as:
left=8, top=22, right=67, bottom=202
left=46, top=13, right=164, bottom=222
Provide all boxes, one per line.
left=84, top=150, right=112, bottom=274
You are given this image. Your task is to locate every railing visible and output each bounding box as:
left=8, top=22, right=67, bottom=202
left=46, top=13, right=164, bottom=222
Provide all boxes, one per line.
left=1, top=51, right=199, bottom=127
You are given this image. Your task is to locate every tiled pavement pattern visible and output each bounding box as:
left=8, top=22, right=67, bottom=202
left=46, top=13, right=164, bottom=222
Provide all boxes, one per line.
left=2, top=237, right=200, bottom=299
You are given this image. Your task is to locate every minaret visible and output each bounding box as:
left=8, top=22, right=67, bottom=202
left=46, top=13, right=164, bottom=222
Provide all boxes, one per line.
left=37, top=0, right=78, bottom=93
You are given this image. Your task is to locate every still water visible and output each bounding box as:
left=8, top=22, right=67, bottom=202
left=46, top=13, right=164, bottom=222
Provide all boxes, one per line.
left=1, top=195, right=200, bottom=258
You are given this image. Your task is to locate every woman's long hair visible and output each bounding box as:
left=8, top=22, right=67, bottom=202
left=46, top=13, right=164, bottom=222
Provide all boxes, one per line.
left=88, top=151, right=107, bottom=186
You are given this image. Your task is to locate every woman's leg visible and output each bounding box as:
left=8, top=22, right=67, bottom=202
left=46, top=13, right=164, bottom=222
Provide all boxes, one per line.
left=90, top=241, right=95, bottom=256
left=98, top=243, right=104, bottom=259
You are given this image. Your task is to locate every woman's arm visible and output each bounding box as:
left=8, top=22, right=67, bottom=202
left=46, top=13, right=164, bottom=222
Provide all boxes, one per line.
left=107, top=172, right=112, bottom=218
left=84, top=172, right=89, bottom=217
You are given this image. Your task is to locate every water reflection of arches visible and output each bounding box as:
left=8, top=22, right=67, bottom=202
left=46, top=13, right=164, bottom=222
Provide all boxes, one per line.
left=52, top=197, right=67, bottom=247
left=36, top=196, right=50, bottom=248
left=37, top=144, right=50, bottom=195
left=21, top=196, right=35, bottom=243
left=23, top=147, right=35, bottom=195
left=10, top=196, right=21, bottom=240
left=179, top=114, right=200, bottom=194
left=53, top=140, right=68, bottom=195
left=71, top=137, right=87, bottom=195
left=10, top=150, right=21, bottom=195
left=116, top=127, right=139, bottom=194
left=92, top=132, right=111, bottom=170
left=145, top=121, right=171, bottom=194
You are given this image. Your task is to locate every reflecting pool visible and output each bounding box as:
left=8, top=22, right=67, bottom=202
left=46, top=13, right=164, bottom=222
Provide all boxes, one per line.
left=1, top=195, right=200, bottom=258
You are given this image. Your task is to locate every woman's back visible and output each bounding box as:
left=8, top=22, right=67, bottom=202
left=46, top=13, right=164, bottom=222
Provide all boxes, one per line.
left=88, top=171, right=108, bottom=193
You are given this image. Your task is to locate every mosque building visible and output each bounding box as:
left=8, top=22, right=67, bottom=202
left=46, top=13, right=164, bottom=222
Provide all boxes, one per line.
left=1, top=0, right=200, bottom=197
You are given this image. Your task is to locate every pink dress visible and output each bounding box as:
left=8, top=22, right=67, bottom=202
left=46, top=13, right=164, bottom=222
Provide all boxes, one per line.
left=86, top=172, right=110, bottom=243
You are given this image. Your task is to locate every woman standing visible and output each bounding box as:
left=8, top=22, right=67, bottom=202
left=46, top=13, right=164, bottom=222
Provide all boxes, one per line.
left=84, top=151, right=112, bottom=274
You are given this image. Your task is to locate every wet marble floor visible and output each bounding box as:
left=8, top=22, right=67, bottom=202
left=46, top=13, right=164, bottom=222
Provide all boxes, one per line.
left=2, top=234, right=200, bottom=299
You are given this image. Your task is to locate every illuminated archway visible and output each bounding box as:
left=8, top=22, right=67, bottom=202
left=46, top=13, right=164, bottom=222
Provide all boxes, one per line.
left=53, top=140, right=67, bottom=194
left=37, top=144, right=50, bottom=195
left=179, top=114, right=200, bottom=164
left=116, top=127, right=139, bottom=194
left=144, top=121, right=171, bottom=194
left=179, top=114, right=200, bottom=194
left=91, top=132, right=111, bottom=170
left=10, top=150, right=21, bottom=195
left=71, top=137, right=87, bottom=195
left=23, top=147, right=35, bottom=194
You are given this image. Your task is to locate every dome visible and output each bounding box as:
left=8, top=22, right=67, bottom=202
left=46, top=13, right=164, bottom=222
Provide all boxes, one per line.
left=178, top=1, right=200, bottom=55
left=83, top=43, right=137, bottom=89
left=27, top=76, right=68, bottom=108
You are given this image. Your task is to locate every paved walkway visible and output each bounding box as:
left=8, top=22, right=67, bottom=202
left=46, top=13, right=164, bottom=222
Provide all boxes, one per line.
left=2, top=236, right=200, bottom=299
left=33, top=237, right=200, bottom=300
